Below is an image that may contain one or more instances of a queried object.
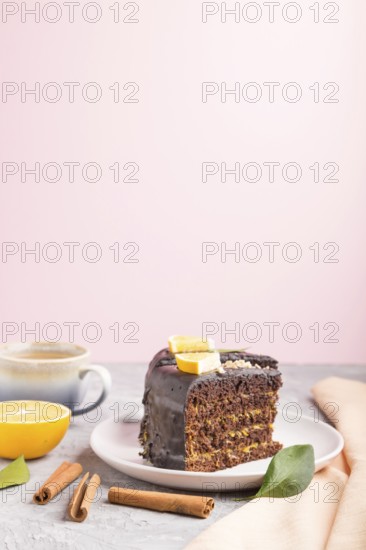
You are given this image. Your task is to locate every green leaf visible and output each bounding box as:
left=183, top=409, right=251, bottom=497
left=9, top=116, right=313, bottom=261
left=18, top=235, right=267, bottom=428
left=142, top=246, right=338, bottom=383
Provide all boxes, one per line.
left=0, top=455, right=30, bottom=489
left=236, top=444, right=315, bottom=500
left=255, top=444, right=315, bottom=499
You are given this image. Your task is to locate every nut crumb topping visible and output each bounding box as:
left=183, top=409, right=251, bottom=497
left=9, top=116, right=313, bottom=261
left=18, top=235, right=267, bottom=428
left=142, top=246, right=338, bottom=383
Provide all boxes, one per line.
left=223, top=359, right=258, bottom=369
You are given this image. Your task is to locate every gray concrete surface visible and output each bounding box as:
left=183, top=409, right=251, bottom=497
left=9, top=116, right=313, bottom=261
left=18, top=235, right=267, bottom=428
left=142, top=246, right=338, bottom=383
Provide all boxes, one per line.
left=1, top=364, right=365, bottom=550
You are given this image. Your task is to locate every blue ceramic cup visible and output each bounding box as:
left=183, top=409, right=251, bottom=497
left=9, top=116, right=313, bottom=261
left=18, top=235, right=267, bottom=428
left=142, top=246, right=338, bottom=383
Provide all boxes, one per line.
left=0, top=342, right=112, bottom=415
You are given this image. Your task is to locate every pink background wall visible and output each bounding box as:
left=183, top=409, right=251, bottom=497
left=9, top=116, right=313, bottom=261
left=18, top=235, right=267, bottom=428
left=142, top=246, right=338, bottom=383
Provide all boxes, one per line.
left=1, top=1, right=365, bottom=364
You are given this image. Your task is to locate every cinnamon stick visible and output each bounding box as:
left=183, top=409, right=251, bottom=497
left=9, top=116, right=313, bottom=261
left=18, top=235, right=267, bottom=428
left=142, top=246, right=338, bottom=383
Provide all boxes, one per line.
left=108, top=487, right=215, bottom=518
left=68, top=472, right=101, bottom=522
left=33, top=461, right=83, bottom=505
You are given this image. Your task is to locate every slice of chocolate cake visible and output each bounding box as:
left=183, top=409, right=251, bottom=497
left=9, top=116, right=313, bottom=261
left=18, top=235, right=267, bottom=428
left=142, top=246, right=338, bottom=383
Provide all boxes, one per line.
left=139, top=347, right=282, bottom=472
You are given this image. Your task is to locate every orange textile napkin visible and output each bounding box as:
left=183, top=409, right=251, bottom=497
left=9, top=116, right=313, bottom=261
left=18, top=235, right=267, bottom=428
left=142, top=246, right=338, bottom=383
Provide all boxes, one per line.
left=186, top=377, right=366, bottom=550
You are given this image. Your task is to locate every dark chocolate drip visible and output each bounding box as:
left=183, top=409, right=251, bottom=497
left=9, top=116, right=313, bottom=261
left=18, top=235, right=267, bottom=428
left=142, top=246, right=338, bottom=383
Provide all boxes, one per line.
left=142, top=348, right=173, bottom=405
left=140, top=348, right=281, bottom=470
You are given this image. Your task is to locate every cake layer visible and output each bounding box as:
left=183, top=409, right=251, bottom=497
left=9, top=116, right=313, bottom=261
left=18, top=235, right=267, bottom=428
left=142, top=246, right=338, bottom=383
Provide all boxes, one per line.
left=186, top=425, right=275, bottom=454
left=190, top=395, right=278, bottom=420
left=186, top=440, right=283, bottom=472
left=186, top=419, right=275, bottom=442
left=193, top=410, right=277, bottom=433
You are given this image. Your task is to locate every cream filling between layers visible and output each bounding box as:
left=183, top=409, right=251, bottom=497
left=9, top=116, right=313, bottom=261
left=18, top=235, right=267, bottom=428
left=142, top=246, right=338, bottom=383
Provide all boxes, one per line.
left=228, top=423, right=274, bottom=437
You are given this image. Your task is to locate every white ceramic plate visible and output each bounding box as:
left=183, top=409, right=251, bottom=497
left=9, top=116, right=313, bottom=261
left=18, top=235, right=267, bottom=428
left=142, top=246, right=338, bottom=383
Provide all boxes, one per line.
left=90, top=413, right=344, bottom=491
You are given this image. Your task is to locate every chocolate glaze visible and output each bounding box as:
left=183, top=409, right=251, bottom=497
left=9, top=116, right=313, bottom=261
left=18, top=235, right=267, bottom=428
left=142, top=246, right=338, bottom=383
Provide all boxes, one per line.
left=139, top=348, right=281, bottom=470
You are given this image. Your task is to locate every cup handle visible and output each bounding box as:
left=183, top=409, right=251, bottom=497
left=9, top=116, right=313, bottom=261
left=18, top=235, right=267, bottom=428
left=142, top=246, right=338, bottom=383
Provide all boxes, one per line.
left=73, top=364, right=112, bottom=416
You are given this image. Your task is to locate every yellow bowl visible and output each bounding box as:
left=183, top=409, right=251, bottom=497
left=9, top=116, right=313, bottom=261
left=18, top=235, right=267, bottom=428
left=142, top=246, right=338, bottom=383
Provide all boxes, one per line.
left=0, top=401, right=71, bottom=459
